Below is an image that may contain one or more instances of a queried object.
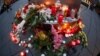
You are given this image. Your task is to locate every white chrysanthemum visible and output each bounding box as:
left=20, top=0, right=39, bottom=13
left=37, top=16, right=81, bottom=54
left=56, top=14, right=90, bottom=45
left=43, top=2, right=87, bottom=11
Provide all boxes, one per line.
left=55, top=0, right=61, bottom=7
left=39, top=8, right=52, bottom=21
left=39, top=9, right=45, bottom=14
left=21, top=12, right=27, bottom=19
left=28, top=3, right=36, bottom=9
left=45, top=8, right=51, bottom=19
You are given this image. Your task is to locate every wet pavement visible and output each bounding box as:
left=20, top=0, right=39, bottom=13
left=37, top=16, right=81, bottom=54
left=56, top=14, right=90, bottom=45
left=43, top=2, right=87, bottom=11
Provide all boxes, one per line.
left=0, top=0, right=100, bottom=56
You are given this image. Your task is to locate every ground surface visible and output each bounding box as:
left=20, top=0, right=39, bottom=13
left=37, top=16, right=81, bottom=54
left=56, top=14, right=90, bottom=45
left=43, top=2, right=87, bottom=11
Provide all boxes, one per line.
left=0, top=0, right=100, bottom=56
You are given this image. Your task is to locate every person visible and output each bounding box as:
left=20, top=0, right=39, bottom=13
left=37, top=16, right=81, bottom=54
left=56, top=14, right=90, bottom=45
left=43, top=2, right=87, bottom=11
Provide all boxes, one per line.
left=97, top=52, right=100, bottom=56
left=1, top=0, right=12, bottom=12
left=0, top=0, right=12, bottom=14
left=5, top=0, right=12, bottom=11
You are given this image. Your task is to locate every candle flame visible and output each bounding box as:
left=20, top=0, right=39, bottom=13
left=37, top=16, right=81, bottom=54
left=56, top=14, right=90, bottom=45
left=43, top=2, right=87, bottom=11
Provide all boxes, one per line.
left=40, top=4, right=45, bottom=8
left=45, top=1, right=51, bottom=5
left=62, top=5, right=68, bottom=11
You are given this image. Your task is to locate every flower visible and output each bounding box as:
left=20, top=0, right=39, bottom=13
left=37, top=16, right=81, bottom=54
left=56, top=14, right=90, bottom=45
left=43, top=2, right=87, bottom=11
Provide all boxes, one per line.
left=37, top=31, right=47, bottom=40
left=53, top=34, right=62, bottom=49
left=10, top=32, right=20, bottom=44
left=51, top=25, right=63, bottom=49
left=12, top=23, right=17, bottom=32
left=16, top=10, right=21, bottom=18
left=78, top=19, right=85, bottom=29
left=17, top=20, right=26, bottom=33
left=71, top=25, right=81, bottom=34
left=28, top=3, right=36, bottom=9
left=45, top=8, right=52, bottom=19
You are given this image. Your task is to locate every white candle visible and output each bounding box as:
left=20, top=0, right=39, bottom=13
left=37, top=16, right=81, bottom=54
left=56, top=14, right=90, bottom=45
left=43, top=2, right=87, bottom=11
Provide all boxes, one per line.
left=63, top=53, right=67, bottom=56
left=41, top=54, right=45, bottom=56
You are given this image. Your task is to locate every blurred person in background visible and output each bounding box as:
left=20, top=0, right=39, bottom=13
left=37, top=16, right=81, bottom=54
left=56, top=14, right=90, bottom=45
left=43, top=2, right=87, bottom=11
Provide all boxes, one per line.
left=0, top=0, right=12, bottom=14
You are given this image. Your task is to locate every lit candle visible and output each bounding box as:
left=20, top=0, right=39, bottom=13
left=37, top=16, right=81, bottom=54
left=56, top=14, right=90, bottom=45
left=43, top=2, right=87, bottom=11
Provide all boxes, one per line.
left=58, top=14, right=64, bottom=24
left=50, top=6, right=57, bottom=15
left=40, top=4, right=45, bottom=8
left=71, top=9, right=75, bottom=18
left=41, top=54, right=45, bottom=56
left=45, top=1, right=51, bottom=6
left=62, top=5, right=68, bottom=16
left=62, top=5, right=68, bottom=12
left=63, top=53, right=67, bottom=56
left=20, top=51, right=26, bottom=56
